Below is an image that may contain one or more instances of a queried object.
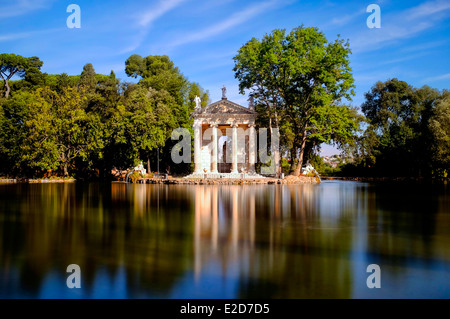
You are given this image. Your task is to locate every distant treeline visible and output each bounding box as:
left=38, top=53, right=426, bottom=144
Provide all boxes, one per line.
left=0, top=53, right=209, bottom=179
left=312, top=79, right=450, bottom=180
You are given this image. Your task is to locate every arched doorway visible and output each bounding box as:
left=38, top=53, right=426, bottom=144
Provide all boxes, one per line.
left=218, top=135, right=232, bottom=173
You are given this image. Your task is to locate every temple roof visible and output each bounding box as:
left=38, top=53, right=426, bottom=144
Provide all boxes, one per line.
left=192, top=98, right=257, bottom=117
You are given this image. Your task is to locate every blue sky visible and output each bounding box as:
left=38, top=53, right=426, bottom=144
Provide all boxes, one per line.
left=1, top=0, right=449, bottom=155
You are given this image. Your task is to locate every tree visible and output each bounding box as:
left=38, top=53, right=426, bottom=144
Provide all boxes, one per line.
left=187, top=82, right=209, bottom=109
left=124, top=54, right=210, bottom=174
left=0, top=53, right=43, bottom=98
left=353, top=79, right=449, bottom=178
left=80, top=63, right=97, bottom=91
left=53, top=87, right=104, bottom=176
left=124, top=86, right=176, bottom=168
left=0, top=88, right=59, bottom=174
left=233, top=26, right=356, bottom=175
left=429, top=96, right=450, bottom=175
left=125, top=54, right=144, bottom=79
left=56, top=73, right=72, bottom=92
left=305, top=103, right=362, bottom=160
left=23, top=56, right=45, bottom=87
left=125, top=54, right=188, bottom=105
left=361, top=79, right=441, bottom=176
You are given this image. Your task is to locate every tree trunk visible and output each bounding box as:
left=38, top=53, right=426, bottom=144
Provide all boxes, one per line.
left=4, top=79, right=10, bottom=99
left=289, top=146, right=298, bottom=175
left=294, top=129, right=308, bottom=176
left=64, top=163, right=68, bottom=176
left=147, top=157, right=151, bottom=174
left=273, top=110, right=280, bottom=177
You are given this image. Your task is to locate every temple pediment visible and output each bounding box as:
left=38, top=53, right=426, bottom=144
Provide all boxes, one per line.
left=193, top=99, right=256, bottom=116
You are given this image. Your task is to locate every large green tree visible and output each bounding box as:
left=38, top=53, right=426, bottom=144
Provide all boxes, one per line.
left=360, top=79, right=443, bottom=176
left=0, top=88, right=58, bottom=175
left=52, top=86, right=104, bottom=176
left=349, top=79, right=450, bottom=178
left=0, top=53, right=43, bottom=98
left=233, top=26, right=356, bottom=175
left=125, top=54, right=209, bottom=174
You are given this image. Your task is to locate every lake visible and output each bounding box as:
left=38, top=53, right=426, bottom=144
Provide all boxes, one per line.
left=0, top=181, right=449, bottom=298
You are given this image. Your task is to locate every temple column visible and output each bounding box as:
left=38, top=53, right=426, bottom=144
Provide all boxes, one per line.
left=211, top=123, right=218, bottom=174
left=248, top=124, right=256, bottom=174
left=194, top=122, right=202, bottom=174
left=231, top=123, right=239, bottom=174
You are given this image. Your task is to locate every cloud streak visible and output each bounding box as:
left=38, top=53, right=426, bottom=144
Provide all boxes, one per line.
left=138, top=0, right=187, bottom=27
left=324, top=8, right=366, bottom=28
left=350, top=0, right=450, bottom=53
left=119, top=0, right=187, bottom=54
left=166, top=0, right=281, bottom=48
left=423, top=73, right=450, bottom=83
left=406, top=0, right=450, bottom=20
left=0, top=28, right=61, bottom=42
left=0, top=0, right=54, bottom=18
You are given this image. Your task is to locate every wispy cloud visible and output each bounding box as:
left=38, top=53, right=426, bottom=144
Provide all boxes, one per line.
left=350, top=0, right=450, bottom=53
left=0, top=28, right=61, bottom=42
left=325, top=8, right=366, bottom=28
left=406, top=0, right=450, bottom=20
left=0, top=0, right=54, bottom=18
left=120, top=0, right=187, bottom=54
left=119, top=29, right=148, bottom=54
left=398, top=39, right=447, bottom=53
left=351, top=22, right=432, bottom=53
left=423, top=73, right=450, bottom=83
left=138, top=0, right=187, bottom=27
left=166, top=0, right=281, bottom=48
left=376, top=51, right=430, bottom=66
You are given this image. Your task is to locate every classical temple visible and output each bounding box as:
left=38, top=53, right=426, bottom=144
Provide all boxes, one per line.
left=187, top=87, right=264, bottom=179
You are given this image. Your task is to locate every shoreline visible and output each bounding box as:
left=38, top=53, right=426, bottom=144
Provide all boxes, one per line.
left=2, top=176, right=446, bottom=184
left=321, top=176, right=448, bottom=183
left=0, top=178, right=76, bottom=184
left=128, top=175, right=319, bottom=185
left=0, top=176, right=319, bottom=185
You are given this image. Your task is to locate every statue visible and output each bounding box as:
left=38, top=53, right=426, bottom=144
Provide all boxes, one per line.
left=194, top=95, right=201, bottom=109
left=248, top=95, right=255, bottom=110
left=222, top=85, right=227, bottom=99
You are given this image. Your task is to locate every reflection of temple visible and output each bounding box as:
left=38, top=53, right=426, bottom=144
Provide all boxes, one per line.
left=193, top=186, right=255, bottom=278
left=191, top=185, right=319, bottom=279
left=189, top=89, right=261, bottom=178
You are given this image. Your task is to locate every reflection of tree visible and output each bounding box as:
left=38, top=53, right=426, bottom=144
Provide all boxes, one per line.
left=237, top=185, right=355, bottom=298
left=2, top=182, right=446, bottom=298
left=0, top=183, right=195, bottom=297
left=365, top=183, right=445, bottom=269
left=192, top=184, right=356, bottom=298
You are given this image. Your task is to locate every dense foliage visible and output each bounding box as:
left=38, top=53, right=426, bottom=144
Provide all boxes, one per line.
left=233, top=26, right=360, bottom=175
left=0, top=54, right=209, bottom=179
left=233, top=26, right=448, bottom=180
left=342, top=79, right=449, bottom=179
left=1, top=40, right=448, bottom=180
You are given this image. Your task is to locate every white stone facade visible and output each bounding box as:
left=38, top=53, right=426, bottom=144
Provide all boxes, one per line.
left=186, top=97, right=264, bottom=179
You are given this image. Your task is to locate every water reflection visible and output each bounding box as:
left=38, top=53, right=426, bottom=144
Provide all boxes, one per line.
left=0, top=182, right=449, bottom=298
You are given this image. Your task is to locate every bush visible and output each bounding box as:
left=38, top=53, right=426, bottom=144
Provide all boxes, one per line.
left=281, top=158, right=291, bottom=174
left=129, top=170, right=142, bottom=183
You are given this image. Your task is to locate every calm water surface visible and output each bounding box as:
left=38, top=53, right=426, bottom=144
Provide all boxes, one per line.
left=0, top=181, right=449, bottom=298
